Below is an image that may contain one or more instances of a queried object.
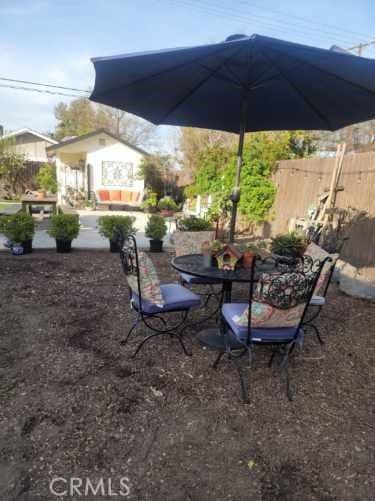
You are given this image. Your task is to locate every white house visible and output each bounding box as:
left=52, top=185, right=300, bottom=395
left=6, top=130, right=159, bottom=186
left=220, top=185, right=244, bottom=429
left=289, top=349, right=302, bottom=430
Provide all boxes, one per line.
left=2, top=128, right=58, bottom=163
left=47, top=129, right=147, bottom=206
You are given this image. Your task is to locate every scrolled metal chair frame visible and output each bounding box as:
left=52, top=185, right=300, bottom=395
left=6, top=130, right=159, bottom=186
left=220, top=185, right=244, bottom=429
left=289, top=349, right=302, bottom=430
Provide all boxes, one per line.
left=120, top=235, right=192, bottom=357
left=215, top=254, right=332, bottom=402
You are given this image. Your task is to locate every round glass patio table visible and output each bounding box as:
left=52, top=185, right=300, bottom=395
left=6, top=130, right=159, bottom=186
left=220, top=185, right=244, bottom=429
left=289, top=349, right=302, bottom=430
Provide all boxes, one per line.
left=171, top=253, right=276, bottom=351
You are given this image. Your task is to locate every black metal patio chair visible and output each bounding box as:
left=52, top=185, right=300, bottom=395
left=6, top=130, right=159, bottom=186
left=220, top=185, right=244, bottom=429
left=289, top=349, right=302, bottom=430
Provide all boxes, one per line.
left=212, top=255, right=331, bottom=402
left=120, top=235, right=201, bottom=357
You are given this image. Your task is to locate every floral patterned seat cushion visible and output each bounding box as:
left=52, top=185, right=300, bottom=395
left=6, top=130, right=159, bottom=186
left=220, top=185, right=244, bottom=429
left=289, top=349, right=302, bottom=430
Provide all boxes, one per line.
left=233, top=301, right=305, bottom=328
left=126, top=251, right=164, bottom=306
left=304, top=243, right=339, bottom=295
left=172, top=231, right=216, bottom=256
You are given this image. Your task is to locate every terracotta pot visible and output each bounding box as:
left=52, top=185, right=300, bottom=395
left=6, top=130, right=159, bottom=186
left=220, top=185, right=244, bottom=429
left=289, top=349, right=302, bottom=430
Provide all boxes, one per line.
left=160, top=209, right=173, bottom=217
left=36, top=190, right=46, bottom=199
left=242, top=251, right=254, bottom=269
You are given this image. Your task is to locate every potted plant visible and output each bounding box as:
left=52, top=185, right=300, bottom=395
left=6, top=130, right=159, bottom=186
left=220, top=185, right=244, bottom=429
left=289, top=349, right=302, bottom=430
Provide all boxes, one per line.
left=145, top=214, right=167, bottom=252
left=141, top=192, right=158, bottom=213
left=98, top=215, right=137, bottom=252
left=240, top=242, right=258, bottom=269
left=157, top=196, right=178, bottom=217
left=36, top=163, right=57, bottom=199
left=271, top=231, right=307, bottom=260
left=0, top=213, right=35, bottom=254
left=177, top=215, right=212, bottom=232
left=47, top=213, right=80, bottom=253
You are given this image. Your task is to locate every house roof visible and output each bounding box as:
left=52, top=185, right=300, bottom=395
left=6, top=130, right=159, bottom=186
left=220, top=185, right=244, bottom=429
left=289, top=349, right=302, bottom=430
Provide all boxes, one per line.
left=3, top=128, right=58, bottom=144
left=46, top=129, right=148, bottom=155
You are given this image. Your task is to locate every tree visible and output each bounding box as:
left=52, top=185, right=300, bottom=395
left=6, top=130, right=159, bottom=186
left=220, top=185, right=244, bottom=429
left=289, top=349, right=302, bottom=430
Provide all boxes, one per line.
left=186, top=131, right=315, bottom=224
left=54, top=98, right=156, bottom=148
left=138, top=154, right=178, bottom=198
left=0, top=137, right=26, bottom=196
left=36, top=163, right=57, bottom=193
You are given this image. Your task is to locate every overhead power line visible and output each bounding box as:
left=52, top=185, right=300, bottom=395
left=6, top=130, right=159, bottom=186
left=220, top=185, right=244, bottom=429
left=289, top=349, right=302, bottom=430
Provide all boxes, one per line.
left=0, top=83, right=87, bottom=99
left=0, top=76, right=90, bottom=93
left=166, top=0, right=372, bottom=48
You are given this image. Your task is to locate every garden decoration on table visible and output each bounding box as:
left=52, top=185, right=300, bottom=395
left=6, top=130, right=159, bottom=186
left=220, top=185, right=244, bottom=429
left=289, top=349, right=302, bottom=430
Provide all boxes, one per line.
left=141, top=192, right=158, bottom=213
left=98, top=215, right=137, bottom=252
left=47, top=213, right=80, bottom=253
left=157, top=196, right=178, bottom=217
left=0, top=212, right=35, bottom=255
left=214, top=244, right=243, bottom=271
left=271, top=231, right=307, bottom=261
left=145, top=214, right=167, bottom=252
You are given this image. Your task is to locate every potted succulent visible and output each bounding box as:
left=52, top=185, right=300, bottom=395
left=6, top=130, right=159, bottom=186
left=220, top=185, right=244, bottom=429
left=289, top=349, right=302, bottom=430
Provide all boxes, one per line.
left=98, top=215, right=137, bottom=252
left=271, top=231, right=307, bottom=260
left=47, top=213, right=80, bottom=253
left=145, top=214, right=167, bottom=252
left=0, top=212, right=35, bottom=255
left=157, top=196, right=178, bottom=217
left=240, top=242, right=258, bottom=269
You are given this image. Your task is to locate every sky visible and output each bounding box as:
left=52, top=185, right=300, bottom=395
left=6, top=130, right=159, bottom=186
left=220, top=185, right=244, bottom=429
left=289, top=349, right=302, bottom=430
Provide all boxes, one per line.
left=0, top=0, right=374, bottom=152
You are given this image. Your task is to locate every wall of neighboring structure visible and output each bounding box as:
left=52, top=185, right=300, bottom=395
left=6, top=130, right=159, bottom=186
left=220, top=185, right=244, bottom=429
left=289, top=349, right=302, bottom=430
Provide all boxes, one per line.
left=269, top=152, right=375, bottom=267
left=56, top=134, right=145, bottom=204
left=14, top=133, right=53, bottom=162
left=86, top=139, right=144, bottom=195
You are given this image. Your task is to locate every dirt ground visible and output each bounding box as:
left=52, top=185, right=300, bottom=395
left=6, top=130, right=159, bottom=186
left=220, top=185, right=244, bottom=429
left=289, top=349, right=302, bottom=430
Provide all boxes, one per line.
left=0, top=250, right=374, bottom=501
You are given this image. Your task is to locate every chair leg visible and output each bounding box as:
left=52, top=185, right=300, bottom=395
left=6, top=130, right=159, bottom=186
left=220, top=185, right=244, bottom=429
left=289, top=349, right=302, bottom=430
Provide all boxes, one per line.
left=132, top=331, right=191, bottom=358
left=304, top=323, right=325, bottom=345
left=121, top=316, right=140, bottom=346
left=280, top=343, right=294, bottom=401
left=212, top=352, right=224, bottom=369
left=268, top=349, right=277, bottom=367
left=235, top=362, right=249, bottom=404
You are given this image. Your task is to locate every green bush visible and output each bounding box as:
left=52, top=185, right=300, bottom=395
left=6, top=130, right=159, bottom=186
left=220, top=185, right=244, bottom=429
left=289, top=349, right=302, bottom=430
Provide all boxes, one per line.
left=157, top=196, right=178, bottom=212
left=141, top=192, right=158, bottom=212
left=36, top=163, right=57, bottom=193
left=0, top=212, right=35, bottom=243
left=48, top=214, right=80, bottom=241
left=177, top=215, right=212, bottom=231
left=98, top=215, right=136, bottom=242
left=145, top=214, right=167, bottom=241
left=271, top=231, right=307, bottom=258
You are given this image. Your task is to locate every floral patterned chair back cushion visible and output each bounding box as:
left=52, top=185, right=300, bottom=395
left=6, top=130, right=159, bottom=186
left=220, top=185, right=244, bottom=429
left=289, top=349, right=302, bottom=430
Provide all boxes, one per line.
left=233, top=270, right=313, bottom=329
left=172, top=231, right=216, bottom=257
left=126, top=251, right=164, bottom=307
left=304, top=242, right=339, bottom=295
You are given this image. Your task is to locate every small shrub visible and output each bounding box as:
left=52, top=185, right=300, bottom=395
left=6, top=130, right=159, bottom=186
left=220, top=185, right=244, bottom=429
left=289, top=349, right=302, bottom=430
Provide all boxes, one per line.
left=157, top=196, right=178, bottom=212
left=271, top=231, right=307, bottom=258
left=145, top=214, right=167, bottom=241
left=98, top=216, right=137, bottom=242
left=48, top=214, right=80, bottom=241
left=177, top=215, right=212, bottom=231
left=0, top=212, right=35, bottom=243
left=141, top=192, right=158, bottom=212
left=36, top=163, right=57, bottom=193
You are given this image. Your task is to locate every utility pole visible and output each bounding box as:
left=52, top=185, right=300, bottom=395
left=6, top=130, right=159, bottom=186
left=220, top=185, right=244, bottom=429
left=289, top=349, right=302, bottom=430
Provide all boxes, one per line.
left=347, top=40, right=375, bottom=56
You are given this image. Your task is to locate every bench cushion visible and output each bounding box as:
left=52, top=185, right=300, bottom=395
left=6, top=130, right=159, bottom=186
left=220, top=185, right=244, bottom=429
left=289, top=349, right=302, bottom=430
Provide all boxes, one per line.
left=98, top=189, right=110, bottom=201
left=109, top=190, right=121, bottom=201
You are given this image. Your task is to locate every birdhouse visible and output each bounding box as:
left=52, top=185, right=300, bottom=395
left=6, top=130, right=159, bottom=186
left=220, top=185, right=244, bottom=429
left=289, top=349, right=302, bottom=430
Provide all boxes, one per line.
left=215, top=244, right=242, bottom=271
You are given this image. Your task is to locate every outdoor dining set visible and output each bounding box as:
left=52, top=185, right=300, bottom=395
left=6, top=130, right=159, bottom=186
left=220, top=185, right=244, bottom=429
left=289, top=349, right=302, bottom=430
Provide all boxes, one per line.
left=119, top=233, right=339, bottom=403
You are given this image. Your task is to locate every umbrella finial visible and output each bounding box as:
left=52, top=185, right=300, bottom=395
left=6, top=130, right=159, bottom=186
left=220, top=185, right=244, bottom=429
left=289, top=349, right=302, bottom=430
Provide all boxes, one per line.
left=225, top=34, right=248, bottom=42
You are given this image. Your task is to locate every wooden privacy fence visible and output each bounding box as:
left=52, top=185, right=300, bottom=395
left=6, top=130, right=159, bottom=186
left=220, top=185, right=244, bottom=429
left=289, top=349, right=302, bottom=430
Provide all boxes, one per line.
left=269, top=151, right=375, bottom=267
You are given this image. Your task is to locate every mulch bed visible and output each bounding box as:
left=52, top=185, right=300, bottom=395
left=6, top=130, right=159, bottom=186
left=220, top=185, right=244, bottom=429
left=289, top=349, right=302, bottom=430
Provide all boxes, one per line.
left=0, top=250, right=374, bottom=500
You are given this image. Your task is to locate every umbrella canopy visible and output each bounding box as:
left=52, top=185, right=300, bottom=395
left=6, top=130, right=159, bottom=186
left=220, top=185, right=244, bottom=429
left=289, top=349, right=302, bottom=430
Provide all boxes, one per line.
left=90, top=34, right=375, bottom=239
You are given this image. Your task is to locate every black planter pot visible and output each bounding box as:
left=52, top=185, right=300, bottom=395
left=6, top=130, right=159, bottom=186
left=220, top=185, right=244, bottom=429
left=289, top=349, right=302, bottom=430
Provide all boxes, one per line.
left=109, top=239, right=122, bottom=252
left=149, top=239, right=163, bottom=252
left=56, top=239, right=72, bottom=253
left=21, top=239, right=33, bottom=254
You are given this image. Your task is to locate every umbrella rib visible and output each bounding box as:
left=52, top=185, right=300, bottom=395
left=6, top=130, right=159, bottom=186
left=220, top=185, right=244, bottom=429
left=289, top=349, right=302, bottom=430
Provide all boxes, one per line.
left=259, top=48, right=333, bottom=130
left=156, top=47, right=246, bottom=124
left=261, top=44, right=375, bottom=98
left=198, top=63, right=242, bottom=88
left=93, top=45, right=240, bottom=98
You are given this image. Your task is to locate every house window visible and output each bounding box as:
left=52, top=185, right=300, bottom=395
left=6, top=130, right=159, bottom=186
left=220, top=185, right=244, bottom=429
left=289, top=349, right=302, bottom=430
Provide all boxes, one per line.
left=102, top=161, right=134, bottom=186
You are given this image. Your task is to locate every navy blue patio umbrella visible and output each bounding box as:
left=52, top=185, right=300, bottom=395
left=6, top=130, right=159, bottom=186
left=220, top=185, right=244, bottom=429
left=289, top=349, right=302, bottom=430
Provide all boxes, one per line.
left=90, top=34, right=375, bottom=241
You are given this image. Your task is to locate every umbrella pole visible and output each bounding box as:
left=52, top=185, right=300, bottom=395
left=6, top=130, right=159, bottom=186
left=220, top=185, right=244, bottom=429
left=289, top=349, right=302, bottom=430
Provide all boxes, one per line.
left=229, top=97, right=247, bottom=242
